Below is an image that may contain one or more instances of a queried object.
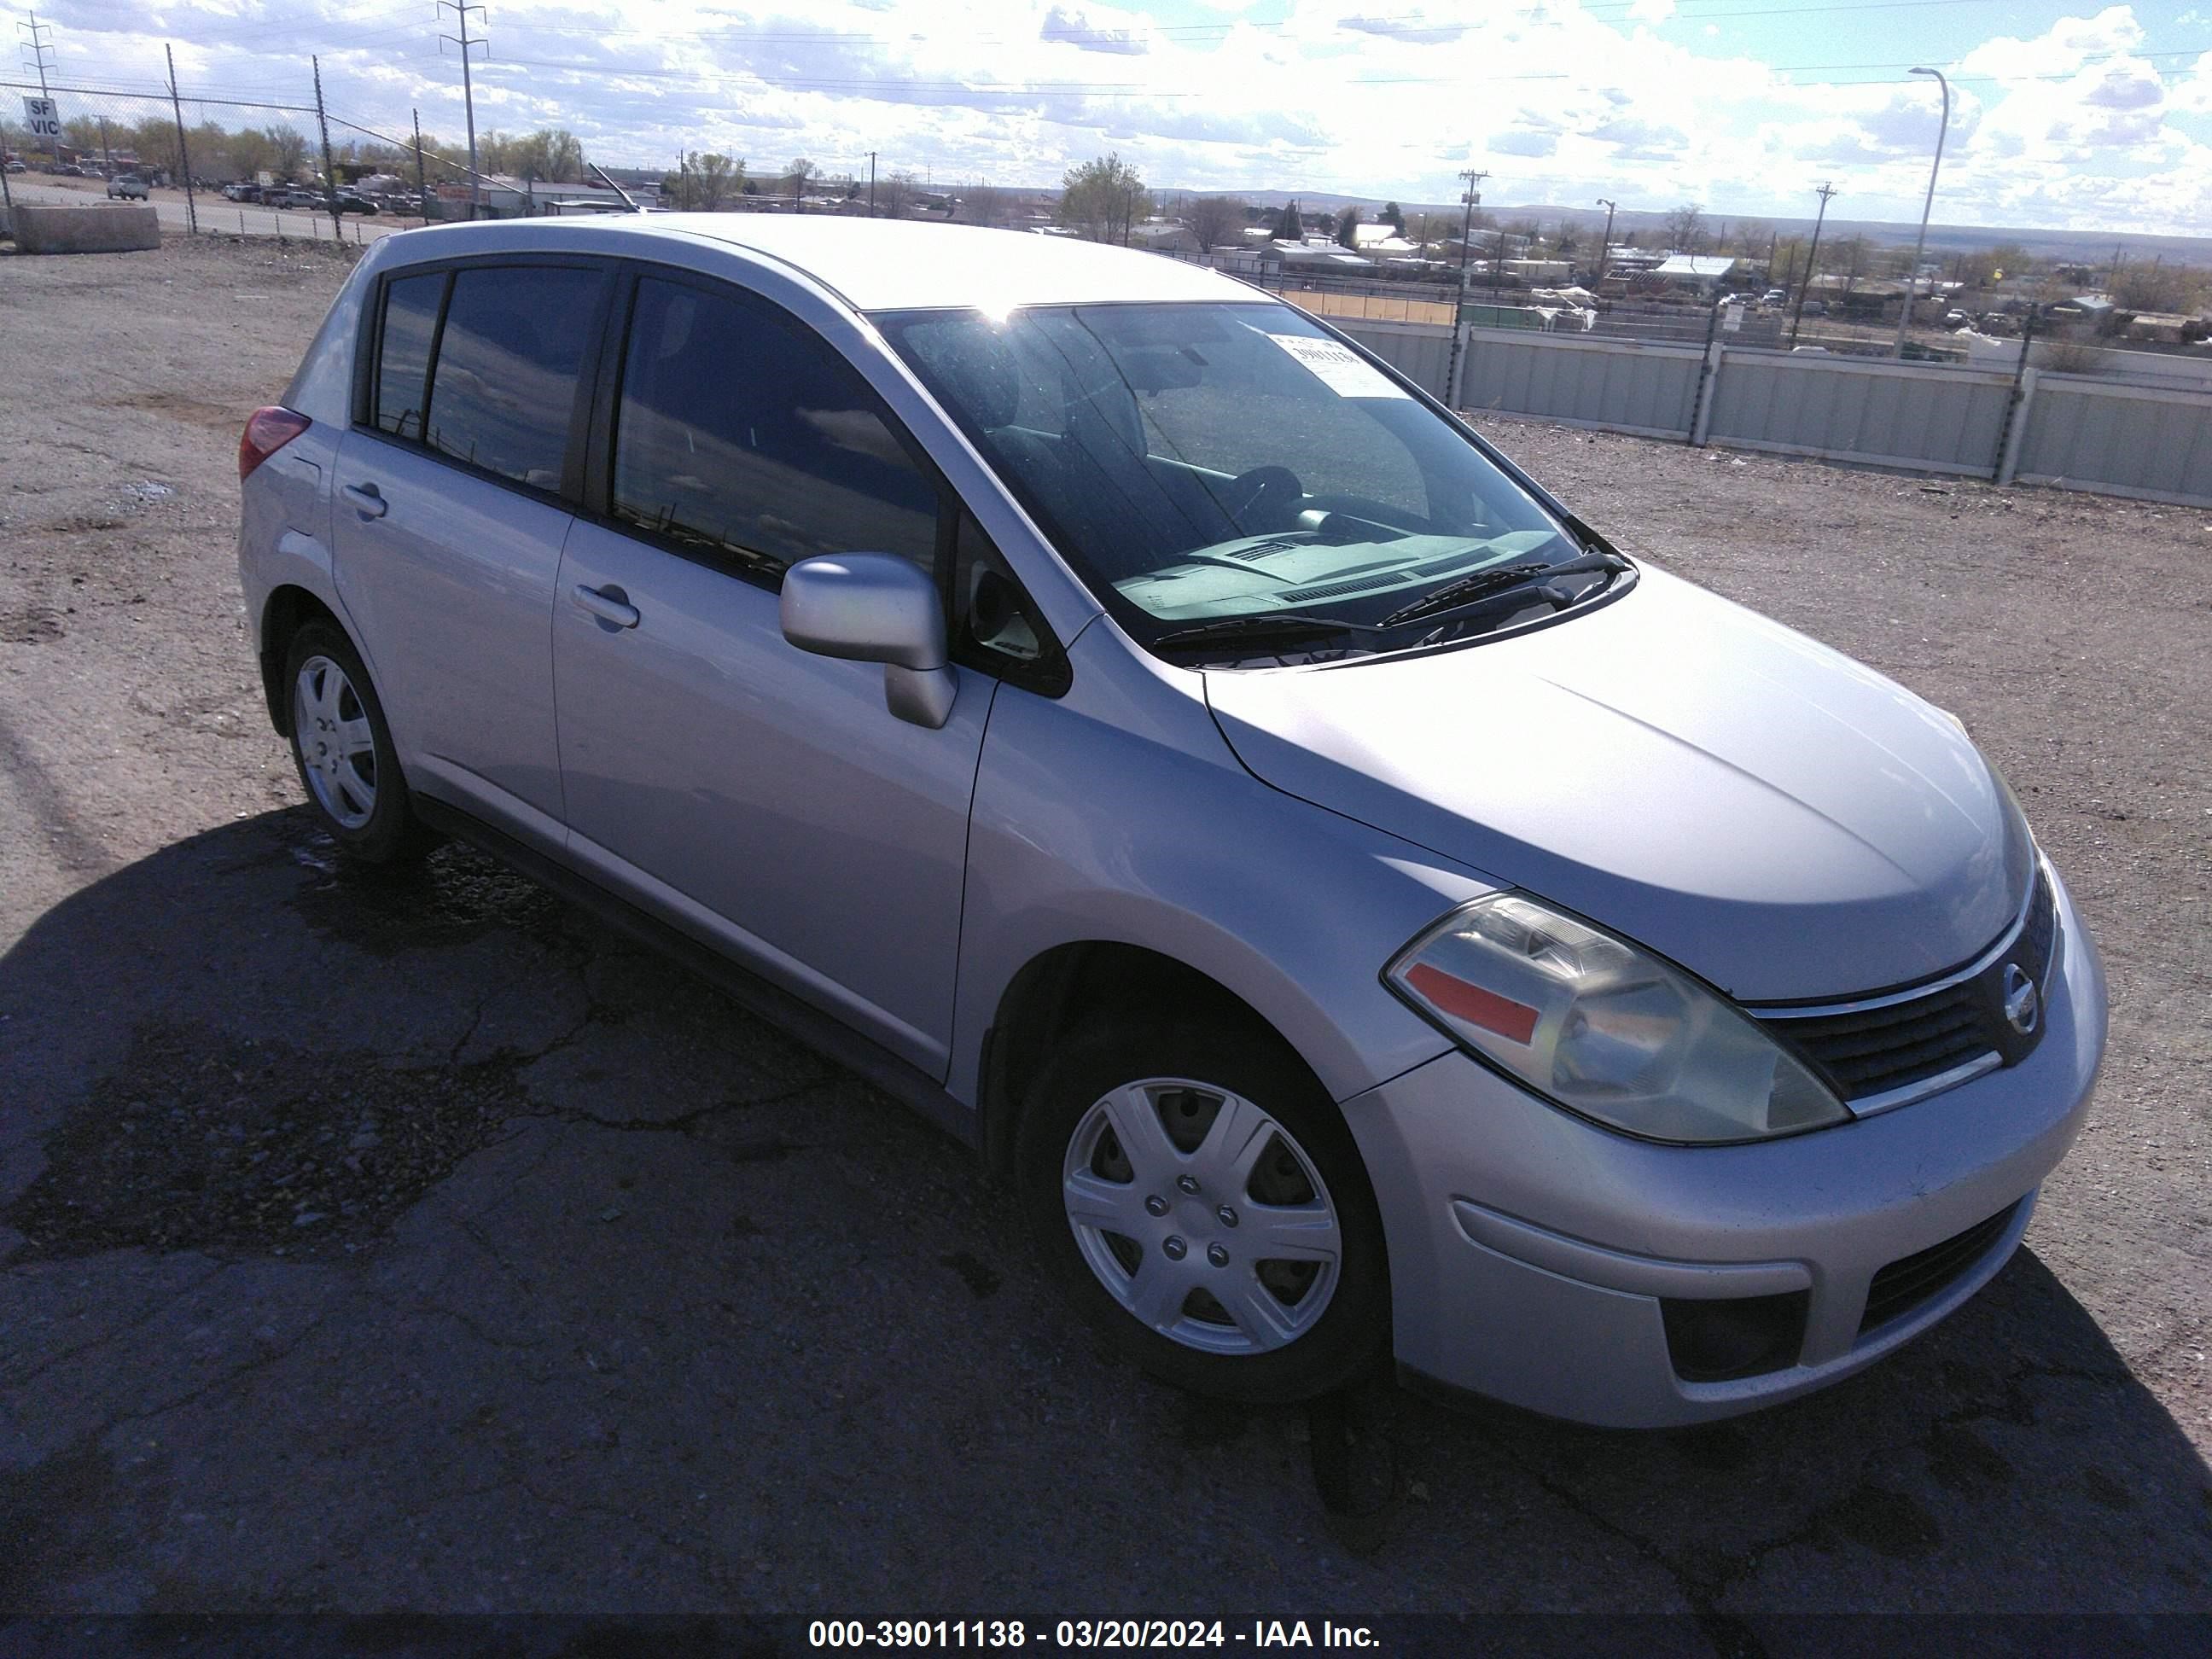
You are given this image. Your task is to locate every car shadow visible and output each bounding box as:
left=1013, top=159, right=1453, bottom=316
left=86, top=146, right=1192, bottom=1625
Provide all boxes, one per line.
left=1, top=808, right=2208, bottom=1619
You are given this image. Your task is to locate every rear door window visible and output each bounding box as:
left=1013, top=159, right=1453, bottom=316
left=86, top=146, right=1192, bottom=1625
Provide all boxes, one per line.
left=608, top=275, right=940, bottom=583
left=421, top=265, right=603, bottom=492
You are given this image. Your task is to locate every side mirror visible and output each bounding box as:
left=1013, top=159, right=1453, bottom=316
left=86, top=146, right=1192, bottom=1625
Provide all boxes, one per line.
left=779, top=553, right=958, bottom=729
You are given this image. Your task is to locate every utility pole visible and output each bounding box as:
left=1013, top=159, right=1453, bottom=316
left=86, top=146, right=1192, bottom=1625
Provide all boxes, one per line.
left=18, top=8, right=55, bottom=173
left=1442, top=167, right=1488, bottom=416
left=165, top=42, right=196, bottom=233
left=866, top=149, right=876, bottom=217
left=1790, top=181, right=1837, bottom=347
left=312, top=55, right=341, bottom=240
left=1593, top=197, right=1616, bottom=287
left=411, top=108, right=428, bottom=223
left=19, top=10, right=54, bottom=101
left=97, top=114, right=109, bottom=176
left=1892, top=67, right=1950, bottom=358
left=1493, top=220, right=1507, bottom=299
left=1454, top=167, right=1487, bottom=292
left=437, top=0, right=486, bottom=219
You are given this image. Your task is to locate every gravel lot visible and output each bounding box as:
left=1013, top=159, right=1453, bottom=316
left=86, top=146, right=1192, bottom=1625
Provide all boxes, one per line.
left=0, top=236, right=2207, bottom=1637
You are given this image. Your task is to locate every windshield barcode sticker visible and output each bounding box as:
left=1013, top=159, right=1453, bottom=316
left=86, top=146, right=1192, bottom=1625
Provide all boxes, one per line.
left=1265, top=334, right=1411, bottom=399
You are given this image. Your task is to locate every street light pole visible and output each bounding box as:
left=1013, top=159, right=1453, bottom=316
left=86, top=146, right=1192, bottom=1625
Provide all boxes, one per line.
left=1892, top=67, right=1951, bottom=358
left=1594, top=197, right=1616, bottom=287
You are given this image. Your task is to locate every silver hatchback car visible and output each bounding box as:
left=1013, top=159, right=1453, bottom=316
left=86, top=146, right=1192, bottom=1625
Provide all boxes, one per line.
left=239, top=217, right=2104, bottom=1426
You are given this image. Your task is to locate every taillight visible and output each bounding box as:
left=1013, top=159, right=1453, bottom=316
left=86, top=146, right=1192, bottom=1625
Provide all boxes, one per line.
left=239, top=406, right=311, bottom=480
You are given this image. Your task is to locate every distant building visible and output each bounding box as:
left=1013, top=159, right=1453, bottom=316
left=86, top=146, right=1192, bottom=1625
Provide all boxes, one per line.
left=1652, top=254, right=1739, bottom=294
left=1351, top=223, right=1419, bottom=255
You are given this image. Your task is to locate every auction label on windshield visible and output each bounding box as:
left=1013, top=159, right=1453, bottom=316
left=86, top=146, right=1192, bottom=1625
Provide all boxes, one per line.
left=1264, top=333, right=1410, bottom=399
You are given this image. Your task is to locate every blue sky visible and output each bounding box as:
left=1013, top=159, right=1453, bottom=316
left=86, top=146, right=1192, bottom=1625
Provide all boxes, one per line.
left=20, top=2, right=2212, bottom=232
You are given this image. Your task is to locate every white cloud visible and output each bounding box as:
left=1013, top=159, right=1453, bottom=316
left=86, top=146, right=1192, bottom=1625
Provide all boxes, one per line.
left=1040, top=3, right=1152, bottom=56
left=13, top=0, right=2209, bottom=234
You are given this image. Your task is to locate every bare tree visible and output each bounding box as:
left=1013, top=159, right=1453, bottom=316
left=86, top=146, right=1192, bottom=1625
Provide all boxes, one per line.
left=1831, top=234, right=1871, bottom=294
left=1189, top=195, right=1245, bottom=251
left=878, top=169, right=919, bottom=219
left=786, top=156, right=818, bottom=211
left=1663, top=203, right=1706, bottom=255
left=962, top=183, right=1009, bottom=226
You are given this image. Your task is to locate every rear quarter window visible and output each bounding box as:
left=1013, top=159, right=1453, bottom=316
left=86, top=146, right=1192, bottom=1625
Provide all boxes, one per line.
left=372, top=271, right=444, bottom=441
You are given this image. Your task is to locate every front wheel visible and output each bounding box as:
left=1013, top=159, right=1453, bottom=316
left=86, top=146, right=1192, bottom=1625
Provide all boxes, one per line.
left=1016, top=1016, right=1390, bottom=1404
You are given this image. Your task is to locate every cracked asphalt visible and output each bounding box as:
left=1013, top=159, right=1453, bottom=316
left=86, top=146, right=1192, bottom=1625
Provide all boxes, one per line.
left=1, top=237, right=2208, bottom=1639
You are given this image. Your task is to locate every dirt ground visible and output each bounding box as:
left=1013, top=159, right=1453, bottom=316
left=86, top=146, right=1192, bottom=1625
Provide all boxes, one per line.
left=0, top=236, right=2207, bottom=1638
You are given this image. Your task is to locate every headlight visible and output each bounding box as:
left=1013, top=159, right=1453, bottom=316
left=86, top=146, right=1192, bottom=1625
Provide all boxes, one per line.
left=1384, top=893, right=1848, bottom=1144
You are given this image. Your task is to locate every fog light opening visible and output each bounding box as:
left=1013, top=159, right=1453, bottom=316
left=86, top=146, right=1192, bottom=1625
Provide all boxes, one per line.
left=1661, top=1289, right=1810, bottom=1382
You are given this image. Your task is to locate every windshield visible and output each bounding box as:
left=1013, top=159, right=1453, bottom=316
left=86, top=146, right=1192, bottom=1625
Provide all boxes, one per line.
left=876, top=301, right=1619, bottom=664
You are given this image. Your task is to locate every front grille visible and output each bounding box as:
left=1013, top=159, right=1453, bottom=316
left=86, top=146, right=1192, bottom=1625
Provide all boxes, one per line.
left=1755, top=865, right=2058, bottom=1109
left=1773, top=984, right=1988, bottom=1101
left=1860, top=1202, right=2021, bottom=1333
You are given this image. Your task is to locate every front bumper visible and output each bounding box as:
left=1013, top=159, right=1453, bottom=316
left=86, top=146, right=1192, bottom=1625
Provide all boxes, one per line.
left=1342, top=866, right=2108, bottom=1428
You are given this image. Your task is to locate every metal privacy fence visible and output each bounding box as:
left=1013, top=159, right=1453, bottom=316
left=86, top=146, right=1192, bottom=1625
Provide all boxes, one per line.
left=1332, top=317, right=2212, bottom=510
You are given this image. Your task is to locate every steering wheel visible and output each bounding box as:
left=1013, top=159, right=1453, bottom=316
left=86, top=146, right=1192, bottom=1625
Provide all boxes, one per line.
left=1220, top=465, right=1306, bottom=532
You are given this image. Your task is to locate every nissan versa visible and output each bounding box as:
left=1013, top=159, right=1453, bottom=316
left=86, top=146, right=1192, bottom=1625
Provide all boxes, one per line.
left=237, top=217, right=2105, bottom=1426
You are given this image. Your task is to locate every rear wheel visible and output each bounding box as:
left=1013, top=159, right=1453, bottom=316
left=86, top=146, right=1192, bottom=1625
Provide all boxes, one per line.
left=282, top=620, right=433, bottom=864
left=1017, top=1016, right=1389, bottom=1403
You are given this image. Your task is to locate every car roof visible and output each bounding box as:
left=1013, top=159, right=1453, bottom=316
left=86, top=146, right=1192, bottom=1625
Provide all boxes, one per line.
left=380, top=213, right=1253, bottom=314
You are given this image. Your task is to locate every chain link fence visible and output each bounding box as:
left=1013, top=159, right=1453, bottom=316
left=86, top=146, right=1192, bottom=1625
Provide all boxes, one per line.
left=2, top=67, right=562, bottom=247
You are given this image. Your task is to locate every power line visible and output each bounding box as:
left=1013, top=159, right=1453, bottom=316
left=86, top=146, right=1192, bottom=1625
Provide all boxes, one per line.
left=465, top=44, right=2212, bottom=100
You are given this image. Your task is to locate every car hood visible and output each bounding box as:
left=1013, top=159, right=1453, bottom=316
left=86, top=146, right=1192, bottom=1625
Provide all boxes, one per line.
left=1203, top=565, right=2031, bottom=1002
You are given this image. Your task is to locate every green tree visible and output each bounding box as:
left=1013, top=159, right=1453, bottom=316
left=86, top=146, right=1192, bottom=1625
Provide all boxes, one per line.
left=1059, top=152, right=1146, bottom=245
left=507, top=128, right=585, bottom=184
left=691, top=152, right=740, bottom=210
left=1382, top=199, right=1405, bottom=235
left=1275, top=200, right=1302, bottom=239
left=1335, top=206, right=1359, bottom=249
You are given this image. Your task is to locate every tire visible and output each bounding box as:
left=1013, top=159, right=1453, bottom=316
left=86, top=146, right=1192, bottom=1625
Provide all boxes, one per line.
left=282, top=620, right=434, bottom=864
left=1016, top=1014, right=1390, bottom=1404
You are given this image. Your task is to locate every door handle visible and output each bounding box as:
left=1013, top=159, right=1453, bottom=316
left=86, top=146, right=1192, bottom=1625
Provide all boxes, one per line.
left=570, top=583, right=640, bottom=629
left=341, top=482, right=387, bottom=519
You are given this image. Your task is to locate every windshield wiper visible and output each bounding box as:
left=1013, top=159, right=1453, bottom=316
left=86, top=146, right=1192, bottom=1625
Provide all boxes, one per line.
left=1150, top=612, right=1380, bottom=655
left=1377, top=550, right=1627, bottom=629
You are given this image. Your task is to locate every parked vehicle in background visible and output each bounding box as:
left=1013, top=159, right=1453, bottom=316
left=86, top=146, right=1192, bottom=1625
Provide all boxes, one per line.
left=3, top=160, right=25, bottom=175
left=107, top=175, right=149, bottom=201
left=1761, top=288, right=1787, bottom=305
left=335, top=190, right=380, bottom=215
left=222, top=182, right=262, bottom=203
left=237, top=217, right=2105, bottom=1428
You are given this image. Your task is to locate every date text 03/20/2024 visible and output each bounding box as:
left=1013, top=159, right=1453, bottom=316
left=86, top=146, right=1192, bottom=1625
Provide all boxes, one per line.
left=807, top=1621, right=1382, bottom=1649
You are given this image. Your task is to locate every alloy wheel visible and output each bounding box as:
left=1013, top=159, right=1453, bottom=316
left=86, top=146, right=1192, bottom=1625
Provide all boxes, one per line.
left=293, top=655, right=378, bottom=830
